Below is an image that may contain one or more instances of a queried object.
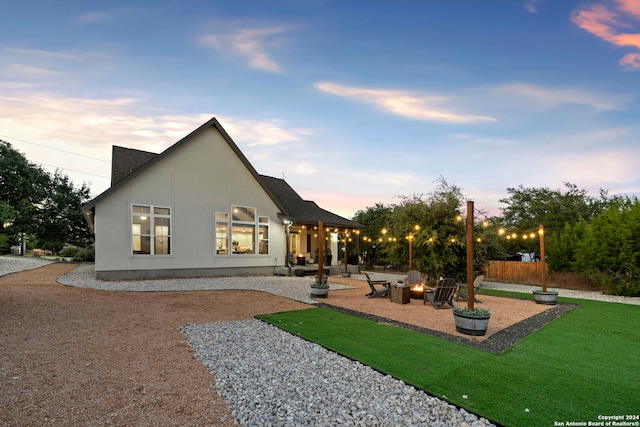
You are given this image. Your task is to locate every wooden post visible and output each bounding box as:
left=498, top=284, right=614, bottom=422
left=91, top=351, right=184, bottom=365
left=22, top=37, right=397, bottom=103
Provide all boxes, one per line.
left=317, top=221, right=324, bottom=283
left=539, top=224, right=546, bottom=292
left=408, top=235, right=413, bottom=271
left=466, top=201, right=475, bottom=311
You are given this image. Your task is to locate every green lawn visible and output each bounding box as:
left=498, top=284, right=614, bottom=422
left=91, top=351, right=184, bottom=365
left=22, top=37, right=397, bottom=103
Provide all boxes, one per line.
left=257, top=292, right=640, bottom=426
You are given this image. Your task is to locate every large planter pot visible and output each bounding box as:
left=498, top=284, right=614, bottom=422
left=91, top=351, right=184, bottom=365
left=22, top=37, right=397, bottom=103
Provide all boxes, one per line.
left=310, top=285, right=329, bottom=298
left=315, top=275, right=328, bottom=284
left=453, top=309, right=491, bottom=336
left=533, top=290, right=559, bottom=305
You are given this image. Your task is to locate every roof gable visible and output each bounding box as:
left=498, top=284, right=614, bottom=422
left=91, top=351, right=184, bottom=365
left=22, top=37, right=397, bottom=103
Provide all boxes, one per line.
left=84, top=117, right=286, bottom=214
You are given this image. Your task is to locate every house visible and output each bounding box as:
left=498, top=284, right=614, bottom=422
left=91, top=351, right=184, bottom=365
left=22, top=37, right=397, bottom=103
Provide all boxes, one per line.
left=82, top=117, right=362, bottom=280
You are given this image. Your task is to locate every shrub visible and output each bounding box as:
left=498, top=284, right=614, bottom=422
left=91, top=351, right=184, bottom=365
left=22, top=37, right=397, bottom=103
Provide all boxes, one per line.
left=585, top=270, right=640, bottom=297
left=72, top=247, right=95, bottom=262
left=0, top=233, right=9, bottom=254
left=59, top=245, right=80, bottom=258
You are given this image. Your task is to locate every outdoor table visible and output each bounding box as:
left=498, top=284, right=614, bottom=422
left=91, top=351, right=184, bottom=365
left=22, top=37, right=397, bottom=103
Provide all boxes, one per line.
left=390, top=283, right=410, bottom=304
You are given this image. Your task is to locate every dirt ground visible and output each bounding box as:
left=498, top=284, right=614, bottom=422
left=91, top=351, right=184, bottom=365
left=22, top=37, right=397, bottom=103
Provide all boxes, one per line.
left=1, top=263, right=555, bottom=426
left=0, top=263, right=311, bottom=426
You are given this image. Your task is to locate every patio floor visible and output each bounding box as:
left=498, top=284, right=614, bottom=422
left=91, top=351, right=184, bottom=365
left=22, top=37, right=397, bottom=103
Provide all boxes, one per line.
left=320, top=275, right=575, bottom=353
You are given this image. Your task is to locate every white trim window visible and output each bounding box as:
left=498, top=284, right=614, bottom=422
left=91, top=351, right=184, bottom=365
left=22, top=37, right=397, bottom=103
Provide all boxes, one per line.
left=132, top=205, right=171, bottom=255
left=215, top=212, right=229, bottom=254
left=258, top=216, right=269, bottom=255
left=231, top=206, right=256, bottom=254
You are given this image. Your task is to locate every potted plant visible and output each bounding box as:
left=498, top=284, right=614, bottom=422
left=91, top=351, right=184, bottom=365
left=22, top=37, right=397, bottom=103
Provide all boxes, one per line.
left=452, top=306, right=491, bottom=336
left=325, top=248, right=332, bottom=266
left=310, top=279, right=329, bottom=298
left=533, top=288, right=558, bottom=305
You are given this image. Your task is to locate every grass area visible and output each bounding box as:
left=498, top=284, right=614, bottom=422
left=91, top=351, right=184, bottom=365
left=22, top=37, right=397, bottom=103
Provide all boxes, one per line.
left=257, top=292, right=640, bottom=426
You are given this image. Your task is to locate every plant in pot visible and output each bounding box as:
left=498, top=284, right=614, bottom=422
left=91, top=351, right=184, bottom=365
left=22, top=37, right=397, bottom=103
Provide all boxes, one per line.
left=453, top=306, right=491, bottom=336
left=533, top=287, right=558, bottom=305
left=310, top=277, right=329, bottom=298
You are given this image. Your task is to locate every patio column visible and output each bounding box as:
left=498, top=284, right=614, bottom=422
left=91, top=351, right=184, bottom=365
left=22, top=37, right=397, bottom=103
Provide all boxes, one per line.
left=317, top=220, right=325, bottom=282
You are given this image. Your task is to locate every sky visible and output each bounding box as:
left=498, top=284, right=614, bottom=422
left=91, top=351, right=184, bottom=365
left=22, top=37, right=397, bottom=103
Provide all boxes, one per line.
left=2, top=0, right=640, bottom=219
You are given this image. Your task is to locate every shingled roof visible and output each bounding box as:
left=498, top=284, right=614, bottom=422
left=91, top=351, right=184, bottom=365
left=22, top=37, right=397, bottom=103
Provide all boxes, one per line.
left=84, top=117, right=361, bottom=230
left=111, top=146, right=157, bottom=186
left=259, top=175, right=362, bottom=229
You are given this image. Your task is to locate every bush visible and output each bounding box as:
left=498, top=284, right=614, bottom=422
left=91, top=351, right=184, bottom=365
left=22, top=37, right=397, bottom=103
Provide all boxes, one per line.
left=0, top=233, right=9, bottom=254
left=585, top=270, right=640, bottom=297
left=72, top=247, right=95, bottom=262
left=59, top=245, right=80, bottom=258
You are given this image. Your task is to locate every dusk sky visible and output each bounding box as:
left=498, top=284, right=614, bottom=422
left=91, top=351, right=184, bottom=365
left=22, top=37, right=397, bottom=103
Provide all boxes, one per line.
left=2, top=0, right=640, bottom=218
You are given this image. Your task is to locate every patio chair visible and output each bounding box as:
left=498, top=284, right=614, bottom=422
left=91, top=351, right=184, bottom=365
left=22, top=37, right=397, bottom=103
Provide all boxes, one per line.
left=423, top=278, right=457, bottom=309
left=456, top=275, right=484, bottom=303
left=403, top=270, right=422, bottom=287
left=364, top=273, right=391, bottom=298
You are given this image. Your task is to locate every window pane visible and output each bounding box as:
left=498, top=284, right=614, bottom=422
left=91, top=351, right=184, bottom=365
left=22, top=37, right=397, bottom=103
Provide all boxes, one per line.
left=133, top=205, right=150, bottom=214
left=154, top=207, right=170, bottom=215
left=232, top=206, right=255, bottom=222
left=134, top=236, right=151, bottom=254
left=155, top=236, right=170, bottom=255
left=133, top=216, right=151, bottom=235
left=259, top=217, right=268, bottom=223
left=155, top=217, right=170, bottom=236
left=216, top=223, right=228, bottom=254
left=232, top=224, right=255, bottom=254
left=216, top=212, right=228, bottom=222
left=259, top=224, right=269, bottom=255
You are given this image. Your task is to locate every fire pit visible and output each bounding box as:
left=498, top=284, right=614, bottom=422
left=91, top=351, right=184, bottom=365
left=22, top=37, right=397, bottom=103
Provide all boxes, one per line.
left=410, top=284, right=425, bottom=299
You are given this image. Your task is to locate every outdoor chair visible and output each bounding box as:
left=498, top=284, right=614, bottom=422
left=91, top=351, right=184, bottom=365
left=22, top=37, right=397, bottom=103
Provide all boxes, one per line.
left=403, top=270, right=422, bottom=287
left=456, top=274, right=484, bottom=303
left=364, top=273, right=391, bottom=298
left=423, top=278, right=457, bottom=309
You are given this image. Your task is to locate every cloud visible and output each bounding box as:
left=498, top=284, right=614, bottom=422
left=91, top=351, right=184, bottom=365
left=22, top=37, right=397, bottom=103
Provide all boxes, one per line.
left=572, top=2, right=640, bottom=70
left=315, top=82, right=496, bottom=123
left=3, top=64, right=68, bottom=80
left=78, top=8, right=132, bottom=23
left=218, top=117, right=314, bottom=147
left=548, top=150, right=640, bottom=186
left=0, top=85, right=322, bottom=195
left=4, top=47, right=80, bottom=61
left=493, top=83, right=627, bottom=111
left=199, top=26, right=287, bottom=73
left=525, top=0, right=542, bottom=14
left=620, top=52, right=640, bottom=69
left=616, top=0, right=640, bottom=19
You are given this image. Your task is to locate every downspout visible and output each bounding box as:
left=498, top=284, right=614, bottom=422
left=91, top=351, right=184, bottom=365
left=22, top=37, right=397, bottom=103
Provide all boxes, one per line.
left=284, top=219, right=292, bottom=276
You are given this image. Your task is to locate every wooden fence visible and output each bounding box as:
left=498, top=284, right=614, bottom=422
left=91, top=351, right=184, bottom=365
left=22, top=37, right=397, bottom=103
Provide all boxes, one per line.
left=484, top=260, right=598, bottom=290
left=484, top=261, right=545, bottom=285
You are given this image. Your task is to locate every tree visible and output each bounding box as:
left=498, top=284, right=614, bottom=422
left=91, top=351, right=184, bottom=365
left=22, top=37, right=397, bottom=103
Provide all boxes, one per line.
left=0, top=141, right=93, bottom=254
left=499, top=182, right=603, bottom=237
left=0, top=141, right=50, bottom=252
left=572, top=197, right=640, bottom=296
left=353, top=202, right=394, bottom=267
left=31, top=170, right=93, bottom=254
left=355, top=178, right=503, bottom=281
